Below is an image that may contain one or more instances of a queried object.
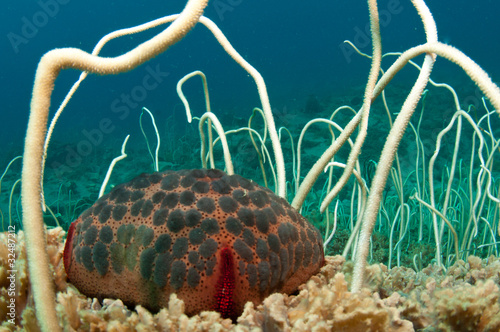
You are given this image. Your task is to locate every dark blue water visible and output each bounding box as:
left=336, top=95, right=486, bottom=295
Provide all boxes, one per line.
left=1, top=0, right=499, bottom=164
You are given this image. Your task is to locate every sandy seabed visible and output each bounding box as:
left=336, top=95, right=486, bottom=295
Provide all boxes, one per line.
left=1, top=228, right=499, bottom=332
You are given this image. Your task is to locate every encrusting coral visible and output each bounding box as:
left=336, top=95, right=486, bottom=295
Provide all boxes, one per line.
left=0, top=227, right=67, bottom=331
left=2, top=227, right=500, bottom=331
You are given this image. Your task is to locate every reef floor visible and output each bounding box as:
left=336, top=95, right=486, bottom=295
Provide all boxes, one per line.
left=1, top=228, right=500, bottom=331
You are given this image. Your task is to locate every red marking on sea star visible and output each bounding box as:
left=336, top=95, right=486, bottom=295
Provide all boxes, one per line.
left=214, top=247, right=235, bottom=319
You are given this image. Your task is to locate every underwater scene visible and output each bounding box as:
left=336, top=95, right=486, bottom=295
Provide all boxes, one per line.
left=1, top=0, right=500, bottom=330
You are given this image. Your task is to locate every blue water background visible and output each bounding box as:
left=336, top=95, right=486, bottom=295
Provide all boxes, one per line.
left=0, top=0, right=499, bottom=165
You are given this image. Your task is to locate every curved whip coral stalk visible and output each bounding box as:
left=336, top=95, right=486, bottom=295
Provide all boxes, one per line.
left=21, top=1, right=208, bottom=330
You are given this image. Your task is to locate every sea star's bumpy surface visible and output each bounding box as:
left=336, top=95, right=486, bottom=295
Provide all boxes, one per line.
left=64, top=169, right=324, bottom=318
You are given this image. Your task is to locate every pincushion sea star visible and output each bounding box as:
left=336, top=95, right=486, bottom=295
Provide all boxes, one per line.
left=63, top=169, right=324, bottom=318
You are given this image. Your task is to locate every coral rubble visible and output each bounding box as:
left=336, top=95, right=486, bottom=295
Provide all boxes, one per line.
left=1, top=228, right=500, bottom=331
